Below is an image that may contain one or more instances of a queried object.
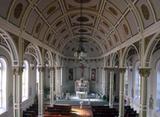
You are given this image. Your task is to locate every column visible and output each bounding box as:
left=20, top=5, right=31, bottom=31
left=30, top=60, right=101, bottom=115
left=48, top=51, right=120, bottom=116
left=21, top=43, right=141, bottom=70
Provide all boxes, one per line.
left=49, top=67, right=55, bottom=106
left=102, top=67, right=106, bottom=95
left=38, top=66, right=45, bottom=117
left=118, top=68, right=126, bottom=117
left=139, top=68, right=150, bottom=117
left=104, top=67, right=109, bottom=97
left=109, top=68, right=114, bottom=108
left=13, top=66, right=23, bottom=117
left=55, top=67, right=62, bottom=98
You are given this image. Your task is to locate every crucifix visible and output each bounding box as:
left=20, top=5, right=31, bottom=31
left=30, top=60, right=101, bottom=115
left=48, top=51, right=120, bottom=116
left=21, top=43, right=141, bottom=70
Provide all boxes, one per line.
left=79, top=63, right=87, bottom=77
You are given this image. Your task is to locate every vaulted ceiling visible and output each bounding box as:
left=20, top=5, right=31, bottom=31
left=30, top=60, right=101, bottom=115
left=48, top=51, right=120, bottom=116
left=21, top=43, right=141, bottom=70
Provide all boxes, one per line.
left=0, top=0, right=160, bottom=58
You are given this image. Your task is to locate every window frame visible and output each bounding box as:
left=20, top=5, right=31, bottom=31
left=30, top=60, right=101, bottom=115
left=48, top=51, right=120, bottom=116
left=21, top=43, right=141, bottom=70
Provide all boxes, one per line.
left=22, top=60, right=29, bottom=102
left=156, top=60, right=160, bottom=111
left=0, top=57, right=7, bottom=114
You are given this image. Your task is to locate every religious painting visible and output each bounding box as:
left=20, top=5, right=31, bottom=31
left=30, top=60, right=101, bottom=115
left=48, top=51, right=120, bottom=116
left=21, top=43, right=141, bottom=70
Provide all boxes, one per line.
left=91, top=68, right=96, bottom=81
left=69, top=68, right=73, bottom=80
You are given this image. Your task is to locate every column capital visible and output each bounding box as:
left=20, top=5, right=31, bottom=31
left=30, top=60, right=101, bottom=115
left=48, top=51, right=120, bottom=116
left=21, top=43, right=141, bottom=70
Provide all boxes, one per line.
left=56, top=66, right=61, bottom=70
left=104, top=66, right=115, bottom=71
left=12, top=66, right=23, bottom=74
left=49, top=67, right=55, bottom=71
left=38, top=66, right=45, bottom=72
left=119, top=67, right=126, bottom=73
left=139, top=67, right=151, bottom=78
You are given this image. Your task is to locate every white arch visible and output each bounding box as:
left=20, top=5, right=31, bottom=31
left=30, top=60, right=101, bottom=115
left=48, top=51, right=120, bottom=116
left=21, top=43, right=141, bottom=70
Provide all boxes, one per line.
left=0, top=28, right=19, bottom=66
left=122, top=44, right=140, bottom=67
left=144, top=31, right=160, bottom=67
left=24, top=43, right=43, bottom=66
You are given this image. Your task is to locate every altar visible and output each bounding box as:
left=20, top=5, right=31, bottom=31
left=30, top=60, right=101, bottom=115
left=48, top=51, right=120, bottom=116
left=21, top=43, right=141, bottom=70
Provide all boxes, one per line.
left=75, top=79, right=89, bottom=99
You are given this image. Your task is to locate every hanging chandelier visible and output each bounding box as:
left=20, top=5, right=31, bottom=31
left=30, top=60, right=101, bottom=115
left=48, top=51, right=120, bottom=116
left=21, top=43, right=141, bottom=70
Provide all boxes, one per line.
left=74, top=42, right=87, bottom=60
left=74, top=0, right=87, bottom=60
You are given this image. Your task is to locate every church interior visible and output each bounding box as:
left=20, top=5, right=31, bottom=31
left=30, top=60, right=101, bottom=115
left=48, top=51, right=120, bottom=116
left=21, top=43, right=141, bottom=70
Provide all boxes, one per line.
left=0, top=0, right=160, bottom=117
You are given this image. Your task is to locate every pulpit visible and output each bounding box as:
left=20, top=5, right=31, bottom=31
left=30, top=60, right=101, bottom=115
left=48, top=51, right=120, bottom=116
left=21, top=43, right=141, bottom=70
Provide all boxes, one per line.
left=75, top=79, right=89, bottom=99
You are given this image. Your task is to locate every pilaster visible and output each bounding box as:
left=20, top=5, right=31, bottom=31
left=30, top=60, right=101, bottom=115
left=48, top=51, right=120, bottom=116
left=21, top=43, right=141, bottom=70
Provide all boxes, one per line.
left=13, top=66, right=23, bottom=117
left=37, top=66, right=45, bottom=117
left=49, top=67, right=55, bottom=106
left=139, top=68, right=150, bottom=117
left=105, top=67, right=115, bottom=108
left=118, top=68, right=126, bottom=117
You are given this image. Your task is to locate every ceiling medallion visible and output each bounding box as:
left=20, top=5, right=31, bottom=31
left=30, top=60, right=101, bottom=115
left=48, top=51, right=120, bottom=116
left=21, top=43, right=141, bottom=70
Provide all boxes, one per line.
left=14, top=3, right=23, bottom=19
left=141, top=4, right=150, bottom=20
left=77, top=16, right=89, bottom=22
left=35, top=23, right=41, bottom=33
left=123, top=24, right=129, bottom=35
left=47, top=6, right=56, bottom=15
left=79, top=29, right=87, bottom=33
left=108, top=7, right=118, bottom=16
left=74, top=0, right=91, bottom=4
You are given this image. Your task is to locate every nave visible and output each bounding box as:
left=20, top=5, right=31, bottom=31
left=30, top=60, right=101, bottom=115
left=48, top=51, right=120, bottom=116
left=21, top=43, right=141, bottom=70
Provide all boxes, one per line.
left=1, top=0, right=160, bottom=117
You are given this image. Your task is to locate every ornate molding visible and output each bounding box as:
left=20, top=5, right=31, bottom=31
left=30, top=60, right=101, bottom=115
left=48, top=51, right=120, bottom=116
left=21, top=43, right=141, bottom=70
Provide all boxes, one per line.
left=119, top=67, right=126, bottom=73
left=38, top=66, right=45, bottom=72
left=49, top=67, right=55, bottom=71
left=139, top=68, right=151, bottom=78
left=56, top=66, right=62, bottom=70
left=12, top=66, right=23, bottom=74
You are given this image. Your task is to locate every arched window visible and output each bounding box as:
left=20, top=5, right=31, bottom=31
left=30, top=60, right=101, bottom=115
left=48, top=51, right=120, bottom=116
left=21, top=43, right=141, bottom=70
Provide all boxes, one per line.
left=124, top=68, right=129, bottom=96
left=134, top=62, right=140, bottom=99
left=0, top=58, right=7, bottom=112
left=22, top=60, right=29, bottom=101
left=36, top=67, right=39, bottom=83
left=132, top=62, right=140, bottom=112
left=156, top=60, right=160, bottom=111
left=36, top=67, right=39, bottom=93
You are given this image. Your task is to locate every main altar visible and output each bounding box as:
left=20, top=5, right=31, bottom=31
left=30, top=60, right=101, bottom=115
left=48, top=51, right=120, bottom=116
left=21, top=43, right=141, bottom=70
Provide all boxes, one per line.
left=75, top=79, right=89, bottom=99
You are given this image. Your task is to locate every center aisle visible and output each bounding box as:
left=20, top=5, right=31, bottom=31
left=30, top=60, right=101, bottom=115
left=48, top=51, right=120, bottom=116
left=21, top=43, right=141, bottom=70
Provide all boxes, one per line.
left=44, top=105, right=93, bottom=117
left=71, top=106, right=93, bottom=117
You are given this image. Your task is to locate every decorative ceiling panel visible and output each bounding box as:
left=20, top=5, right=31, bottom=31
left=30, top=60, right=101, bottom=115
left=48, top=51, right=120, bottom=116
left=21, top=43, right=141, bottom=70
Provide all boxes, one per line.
left=47, top=8, right=63, bottom=24
left=110, top=32, right=120, bottom=45
left=136, top=0, right=155, bottom=28
left=69, top=13, right=96, bottom=27
left=39, top=23, right=48, bottom=41
left=25, top=10, right=39, bottom=34
left=32, top=17, right=44, bottom=38
left=99, top=20, right=112, bottom=35
left=102, top=9, right=117, bottom=25
left=125, top=11, right=139, bottom=36
left=44, top=31, right=54, bottom=44
left=53, top=19, right=65, bottom=30
left=9, top=0, right=29, bottom=27
left=117, top=19, right=132, bottom=42
left=41, top=0, right=60, bottom=19
left=72, top=26, right=92, bottom=35
left=105, top=2, right=122, bottom=19
left=37, top=0, right=54, bottom=11
left=108, top=0, right=128, bottom=13
left=1, top=0, right=160, bottom=58
left=0, top=0, right=12, bottom=18
left=150, top=0, right=160, bottom=21
left=63, top=0, right=100, bottom=11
